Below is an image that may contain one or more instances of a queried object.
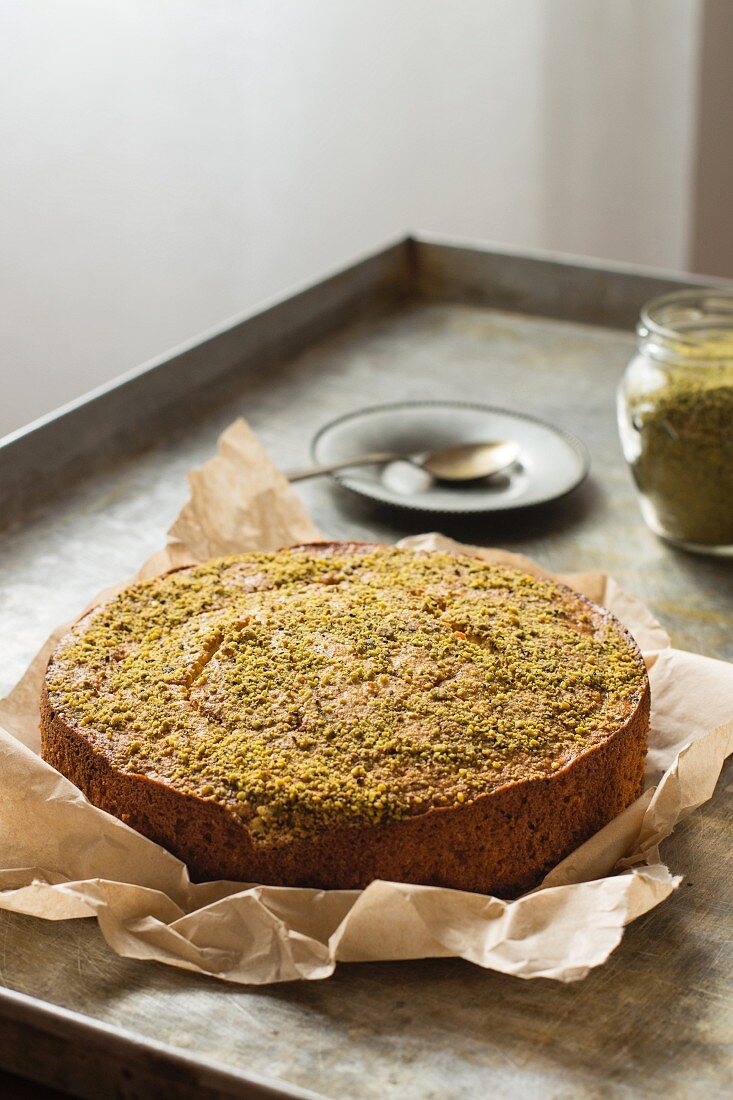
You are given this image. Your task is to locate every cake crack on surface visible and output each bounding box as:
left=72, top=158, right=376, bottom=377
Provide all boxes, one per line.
left=182, top=628, right=227, bottom=692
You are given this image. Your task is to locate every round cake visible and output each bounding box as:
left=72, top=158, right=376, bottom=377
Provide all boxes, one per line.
left=41, top=543, right=649, bottom=896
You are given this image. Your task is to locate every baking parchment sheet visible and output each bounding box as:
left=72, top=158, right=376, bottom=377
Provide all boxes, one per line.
left=1, top=419, right=731, bottom=984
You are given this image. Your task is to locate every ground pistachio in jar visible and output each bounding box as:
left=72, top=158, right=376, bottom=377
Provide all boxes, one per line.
left=618, top=290, right=733, bottom=554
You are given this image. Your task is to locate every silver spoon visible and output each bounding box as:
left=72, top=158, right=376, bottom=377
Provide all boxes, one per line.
left=287, top=440, right=520, bottom=484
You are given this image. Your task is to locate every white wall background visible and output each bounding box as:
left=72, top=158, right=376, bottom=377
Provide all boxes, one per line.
left=412, top=0, right=701, bottom=268
left=0, top=0, right=705, bottom=437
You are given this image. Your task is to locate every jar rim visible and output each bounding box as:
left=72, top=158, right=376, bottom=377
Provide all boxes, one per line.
left=639, top=287, right=733, bottom=345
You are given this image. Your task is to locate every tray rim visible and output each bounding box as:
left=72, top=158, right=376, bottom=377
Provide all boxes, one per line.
left=1, top=232, right=730, bottom=529
left=0, top=981, right=322, bottom=1099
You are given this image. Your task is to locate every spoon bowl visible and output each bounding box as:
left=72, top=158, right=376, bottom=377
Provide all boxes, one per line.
left=422, top=440, right=520, bottom=483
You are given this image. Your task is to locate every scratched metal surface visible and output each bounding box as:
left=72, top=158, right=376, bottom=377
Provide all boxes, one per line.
left=1, top=280, right=732, bottom=1096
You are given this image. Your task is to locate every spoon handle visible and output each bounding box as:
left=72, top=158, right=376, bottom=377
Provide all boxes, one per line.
left=286, top=451, right=403, bottom=482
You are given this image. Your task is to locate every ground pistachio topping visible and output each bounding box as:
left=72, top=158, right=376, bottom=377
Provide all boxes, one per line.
left=47, top=547, right=646, bottom=843
left=628, top=344, right=733, bottom=546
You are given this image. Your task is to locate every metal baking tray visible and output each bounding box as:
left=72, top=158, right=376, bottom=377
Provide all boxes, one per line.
left=1, top=236, right=731, bottom=1099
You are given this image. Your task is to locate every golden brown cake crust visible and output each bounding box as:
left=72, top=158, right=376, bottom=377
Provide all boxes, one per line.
left=40, top=541, right=649, bottom=897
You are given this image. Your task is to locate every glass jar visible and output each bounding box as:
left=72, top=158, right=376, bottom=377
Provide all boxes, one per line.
left=618, top=289, right=733, bottom=554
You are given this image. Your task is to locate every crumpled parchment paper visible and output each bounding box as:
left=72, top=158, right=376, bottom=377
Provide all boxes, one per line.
left=1, top=418, right=731, bottom=984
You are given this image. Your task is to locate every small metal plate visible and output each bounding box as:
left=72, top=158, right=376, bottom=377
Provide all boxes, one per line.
left=311, top=400, right=589, bottom=514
